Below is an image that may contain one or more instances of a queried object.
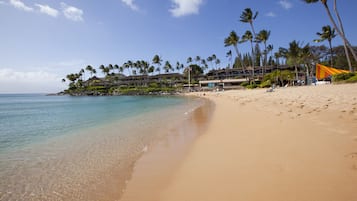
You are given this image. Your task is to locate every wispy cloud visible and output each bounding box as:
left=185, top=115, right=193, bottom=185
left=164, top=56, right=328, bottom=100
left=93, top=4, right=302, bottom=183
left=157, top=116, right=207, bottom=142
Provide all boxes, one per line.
left=266, top=11, right=276, bottom=17
left=9, top=0, right=33, bottom=12
left=169, top=0, right=203, bottom=18
left=0, top=68, right=62, bottom=93
left=0, top=1, right=6, bottom=5
left=60, top=2, right=83, bottom=22
left=278, top=0, right=293, bottom=10
left=35, top=4, right=59, bottom=17
left=121, top=0, right=139, bottom=11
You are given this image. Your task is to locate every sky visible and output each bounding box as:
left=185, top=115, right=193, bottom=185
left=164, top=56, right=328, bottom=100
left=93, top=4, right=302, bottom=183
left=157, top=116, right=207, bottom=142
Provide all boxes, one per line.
left=0, top=0, right=356, bottom=93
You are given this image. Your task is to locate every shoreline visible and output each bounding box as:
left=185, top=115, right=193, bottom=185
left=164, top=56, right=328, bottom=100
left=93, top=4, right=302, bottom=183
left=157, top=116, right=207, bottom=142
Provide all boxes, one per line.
left=119, top=98, right=214, bottom=201
left=120, top=83, right=357, bottom=201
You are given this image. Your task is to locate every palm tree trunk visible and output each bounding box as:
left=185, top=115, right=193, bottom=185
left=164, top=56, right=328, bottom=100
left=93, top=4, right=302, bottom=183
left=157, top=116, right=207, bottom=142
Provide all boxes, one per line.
left=333, top=0, right=354, bottom=71
left=323, top=3, right=355, bottom=72
left=250, top=41, right=255, bottom=79
left=328, top=40, right=334, bottom=67
left=264, top=42, right=267, bottom=76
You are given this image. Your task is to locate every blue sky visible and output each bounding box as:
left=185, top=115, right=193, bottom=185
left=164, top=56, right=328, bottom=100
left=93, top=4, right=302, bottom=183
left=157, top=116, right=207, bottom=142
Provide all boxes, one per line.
left=0, top=0, right=356, bottom=93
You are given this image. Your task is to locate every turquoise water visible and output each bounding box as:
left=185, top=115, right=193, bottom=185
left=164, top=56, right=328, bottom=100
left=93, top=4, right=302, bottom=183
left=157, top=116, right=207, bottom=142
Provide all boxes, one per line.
left=0, top=94, right=208, bottom=201
left=0, top=94, right=187, bottom=152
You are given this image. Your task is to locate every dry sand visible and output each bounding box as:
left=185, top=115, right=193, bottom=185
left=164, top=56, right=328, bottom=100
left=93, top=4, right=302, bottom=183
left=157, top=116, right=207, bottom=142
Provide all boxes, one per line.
left=121, top=83, right=357, bottom=201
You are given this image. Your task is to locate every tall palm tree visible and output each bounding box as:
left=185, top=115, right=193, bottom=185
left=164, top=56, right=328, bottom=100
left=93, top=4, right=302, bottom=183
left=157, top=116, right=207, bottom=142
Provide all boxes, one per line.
left=195, top=56, right=201, bottom=65
left=314, top=25, right=336, bottom=67
left=163, top=61, right=172, bottom=73
left=206, top=56, right=213, bottom=71
left=226, top=50, right=232, bottom=68
left=114, top=64, right=120, bottom=74
left=215, top=59, right=221, bottom=69
left=240, top=8, right=259, bottom=79
left=267, top=44, right=274, bottom=65
left=79, top=68, right=85, bottom=81
left=256, top=30, right=271, bottom=73
left=99, top=64, right=105, bottom=76
left=187, top=57, right=193, bottom=65
left=303, top=0, right=356, bottom=72
left=241, top=30, right=255, bottom=72
left=240, top=8, right=258, bottom=38
left=286, top=40, right=303, bottom=81
left=85, top=65, right=93, bottom=78
left=152, top=55, right=162, bottom=74
left=224, top=31, right=244, bottom=70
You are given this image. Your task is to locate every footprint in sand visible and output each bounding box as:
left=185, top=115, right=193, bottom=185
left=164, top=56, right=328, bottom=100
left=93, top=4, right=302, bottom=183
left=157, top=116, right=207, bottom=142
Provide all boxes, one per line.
left=345, top=152, right=357, bottom=159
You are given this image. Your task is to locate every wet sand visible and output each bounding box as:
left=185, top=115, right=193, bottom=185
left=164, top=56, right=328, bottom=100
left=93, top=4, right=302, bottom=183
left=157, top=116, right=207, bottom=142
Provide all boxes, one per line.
left=121, top=83, right=357, bottom=201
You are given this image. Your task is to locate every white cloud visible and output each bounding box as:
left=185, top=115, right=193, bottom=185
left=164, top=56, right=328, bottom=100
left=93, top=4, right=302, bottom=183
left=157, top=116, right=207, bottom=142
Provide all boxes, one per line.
left=0, top=1, right=6, bottom=5
left=9, top=0, right=33, bottom=12
left=0, top=68, right=63, bottom=93
left=278, top=0, right=293, bottom=10
left=169, top=0, right=203, bottom=17
left=35, top=4, right=59, bottom=17
left=60, top=2, right=83, bottom=22
left=121, top=0, right=139, bottom=11
left=266, top=11, right=276, bottom=17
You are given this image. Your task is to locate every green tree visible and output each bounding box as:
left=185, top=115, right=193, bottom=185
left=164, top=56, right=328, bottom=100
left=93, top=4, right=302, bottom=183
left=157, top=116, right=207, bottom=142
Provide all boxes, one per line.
left=152, top=55, right=162, bottom=74
left=85, top=65, right=93, bottom=78
left=240, top=8, right=259, bottom=78
left=224, top=31, right=244, bottom=70
left=240, top=8, right=258, bottom=38
left=314, top=25, right=336, bottom=67
left=256, top=29, right=271, bottom=74
left=163, top=61, right=172, bottom=73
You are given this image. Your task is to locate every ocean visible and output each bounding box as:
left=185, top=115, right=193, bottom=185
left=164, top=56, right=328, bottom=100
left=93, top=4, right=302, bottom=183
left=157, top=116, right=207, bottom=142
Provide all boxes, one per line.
left=0, top=94, right=211, bottom=201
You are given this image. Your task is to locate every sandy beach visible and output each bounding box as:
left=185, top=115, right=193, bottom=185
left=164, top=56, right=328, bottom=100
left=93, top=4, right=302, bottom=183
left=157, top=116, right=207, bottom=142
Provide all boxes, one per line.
left=120, top=83, right=357, bottom=201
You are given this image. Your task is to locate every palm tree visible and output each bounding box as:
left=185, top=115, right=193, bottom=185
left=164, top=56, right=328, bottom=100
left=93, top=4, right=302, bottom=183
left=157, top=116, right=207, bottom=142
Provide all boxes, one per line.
left=215, top=59, right=221, bottom=69
left=314, top=25, right=336, bottom=67
left=79, top=68, right=85, bottom=80
left=195, top=56, right=201, bottom=65
left=285, top=40, right=303, bottom=81
left=240, top=8, right=259, bottom=79
left=99, top=64, right=105, bottom=76
left=108, top=64, right=114, bottom=75
left=241, top=30, right=255, bottom=72
left=114, top=64, right=120, bottom=74
left=240, top=8, right=258, bottom=38
left=303, top=0, right=356, bottom=72
left=256, top=29, right=271, bottom=74
left=85, top=65, right=93, bottom=78
left=226, top=50, right=232, bottom=68
left=224, top=31, right=244, bottom=70
left=163, top=61, right=172, bottom=73
left=152, top=55, right=162, bottom=74
left=206, top=56, right=213, bottom=71
left=267, top=44, right=274, bottom=65
left=187, top=57, right=193, bottom=65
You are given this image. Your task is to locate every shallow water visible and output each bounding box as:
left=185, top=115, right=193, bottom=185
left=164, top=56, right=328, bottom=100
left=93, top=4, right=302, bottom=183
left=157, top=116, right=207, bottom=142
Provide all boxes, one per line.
left=0, top=94, right=207, bottom=201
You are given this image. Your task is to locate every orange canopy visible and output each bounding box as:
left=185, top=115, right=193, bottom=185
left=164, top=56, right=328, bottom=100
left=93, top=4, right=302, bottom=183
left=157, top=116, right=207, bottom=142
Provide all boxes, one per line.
left=316, top=64, right=349, bottom=80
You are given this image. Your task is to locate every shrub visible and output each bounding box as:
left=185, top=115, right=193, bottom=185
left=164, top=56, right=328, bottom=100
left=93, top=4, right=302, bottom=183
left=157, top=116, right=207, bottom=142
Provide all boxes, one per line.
left=246, top=83, right=258, bottom=89
left=346, top=74, right=357, bottom=83
left=240, top=81, right=250, bottom=87
left=260, top=80, right=271, bottom=88
left=332, top=73, right=356, bottom=82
